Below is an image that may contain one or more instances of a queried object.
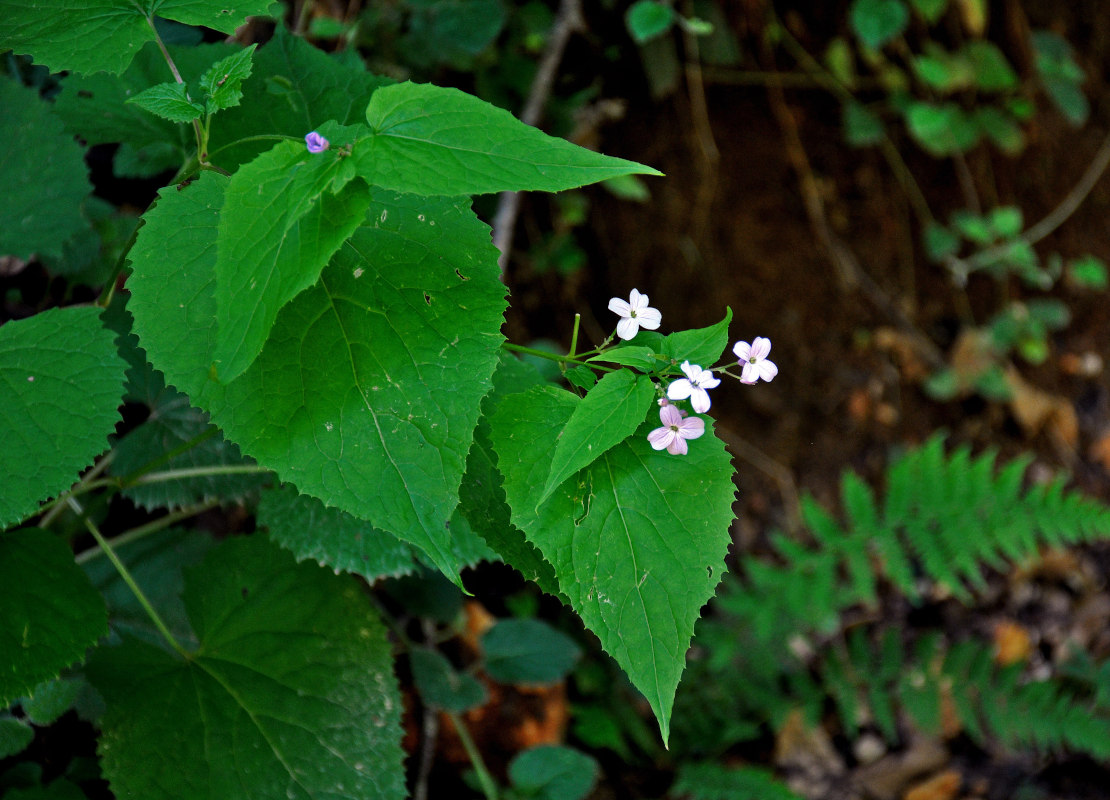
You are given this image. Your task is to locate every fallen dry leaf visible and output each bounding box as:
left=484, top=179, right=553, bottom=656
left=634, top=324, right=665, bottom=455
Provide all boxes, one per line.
left=992, top=620, right=1032, bottom=666
left=903, top=769, right=962, bottom=800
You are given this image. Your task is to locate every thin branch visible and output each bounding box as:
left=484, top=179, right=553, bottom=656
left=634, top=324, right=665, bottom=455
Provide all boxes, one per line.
left=491, top=0, right=584, bottom=273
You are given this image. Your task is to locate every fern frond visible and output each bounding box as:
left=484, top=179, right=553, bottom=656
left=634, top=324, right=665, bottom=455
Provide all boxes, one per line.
left=670, top=762, right=803, bottom=800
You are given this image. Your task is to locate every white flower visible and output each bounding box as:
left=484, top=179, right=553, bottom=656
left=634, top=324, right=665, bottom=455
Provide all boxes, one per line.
left=733, top=337, right=778, bottom=384
left=666, top=361, right=720, bottom=413
left=608, top=288, right=661, bottom=340
left=647, top=404, right=705, bottom=455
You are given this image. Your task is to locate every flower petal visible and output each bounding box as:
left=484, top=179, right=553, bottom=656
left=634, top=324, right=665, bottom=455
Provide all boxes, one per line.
left=608, top=297, right=631, bottom=317
left=699, top=373, right=721, bottom=390
left=659, top=404, right=683, bottom=426
left=667, top=378, right=694, bottom=401
left=648, top=426, right=675, bottom=450
left=757, top=359, right=779, bottom=381
left=751, top=337, right=772, bottom=360
left=636, top=307, right=662, bottom=330
left=690, top=387, right=711, bottom=414
left=678, top=416, right=705, bottom=439
left=629, top=288, right=645, bottom=309
left=733, top=340, right=751, bottom=361
left=616, top=317, right=640, bottom=340
left=667, top=436, right=688, bottom=455
left=740, top=362, right=759, bottom=383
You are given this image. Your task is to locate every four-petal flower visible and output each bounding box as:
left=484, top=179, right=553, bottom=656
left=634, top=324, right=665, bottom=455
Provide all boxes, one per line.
left=733, top=337, right=778, bottom=384
left=608, top=288, right=662, bottom=340
left=666, top=361, right=720, bottom=413
left=647, top=404, right=705, bottom=455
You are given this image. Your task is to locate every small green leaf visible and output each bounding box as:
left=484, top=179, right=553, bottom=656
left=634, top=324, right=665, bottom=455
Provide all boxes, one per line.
left=588, top=345, right=659, bottom=371
left=824, top=38, right=858, bottom=89
left=975, top=106, right=1025, bottom=155
left=86, top=535, right=406, bottom=800
left=987, top=206, right=1023, bottom=239
left=0, top=307, right=125, bottom=528
left=910, top=0, right=948, bottom=23
left=356, top=82, right=662, bottom=196
left=540, top=369, right=655, bottom=505
left=626, top=1, right=675, bottom=45
left=0, top=530, right=108, bottom=707
left=410, top=648, right=487, bottom=713
left=849, top=0, right=909, bottom=50
left=965, top=41, right=1018, bottom=91
left=482, top=619, right=582, bottom=684
left=923, top=222, right=960, bottom=262
left=660, top=307, right=733, bottom=367
left=905, top=101, right=980, bottom=156
left=0, top=716, right=34, bottom=759
left=1032, top=31, right=1088, bottom=126
left=20, top=677, right=83, bottom=725
left=843, top=102, right=885, bottom=147
left=951, top=210, right=993, bottom=244
left=672, top=762, right=804, bottom=800
left=564, top=365, right=598, bottom=391
left=1067, top=255, right=1109, bottom=289
left=0, top=0, right=273, bottom=75
left=126, top=82, right=205, bottom=123
left=199, top=43, right=257, bottom=114
left=0, top=78, right=91, bottom=261
left=508, top=746, right=599, bottom=800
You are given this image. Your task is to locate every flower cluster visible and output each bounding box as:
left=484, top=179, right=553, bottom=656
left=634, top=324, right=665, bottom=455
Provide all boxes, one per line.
left=607, top=288, right=779, bottom=457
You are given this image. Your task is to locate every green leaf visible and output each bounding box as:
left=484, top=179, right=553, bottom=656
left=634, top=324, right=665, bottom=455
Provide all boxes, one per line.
left=975, top=106, right=1025, bottom=155
left=1067, top=255, right=1109, bottom=289
left=849, top=0, right=909, bottom=50
left=83, top=528, right=214, bottom=648
left=0, top=307, right=125, bottom=528
left=126, top=82, right=204, bottom=123
left=587, top=345, right=659, bottom=371
left=199, top=43, right=257, bottom=113
left=0, top=78, right=91, bottom=261
left=20, top=677, right=83, bottom=725
left=207, top=27, right=392, bottom=169
left=626, top=1, right=675, bottom=45
left=905, top=101, right=980, bottom=156
left=86, top=535, right=406, bottom=800
left=843, top=101, right=885, bottom=147
left=0, top=716, right=34, bottom=759
left=564, top=365, right=598, bottom=391
left=987, top=206, right=1023, bottom=239
left=482, top=619, right=582, bottom=684
left=923, top=222, right=960, bottom=262
left=0, top=0, right=272, bottom=75
left=213, top=137, right=373, bottom=380
left=109, top=390, right=269, bottom=510
left=2, top=778, right=87, bottom=800
left=672, top=762, right=804, bottom=800
left=965, top=41, right=1018, bottom=92
left=910, top=0, right=948, bottom=23
left=508, top=745, right=599, bottom=800
left=540, top=369, right=655, bottom=505
left=409, top=648, right=487, bottom=713
left=259, top=484, right=496, bottom=581
left=1032, top=31, right=1088, bottom=126
left=127, top=174, right=506, bottom=582
left=355, top=82, right=662, bottom=196
left=490, top=386, right=736, bottom=742
left=661, top=307, right=733, bottom=367
left=0, top=530, right=108, bottom=707
left=457, top=355, right=563, bottom=597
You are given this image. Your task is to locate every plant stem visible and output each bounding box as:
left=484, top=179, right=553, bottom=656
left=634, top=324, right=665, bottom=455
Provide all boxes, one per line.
left=37, top=452, right=116, bottom=527
left=445, top=711, right=499, bottom=800
left=569, top=313, right=580, bottom=359
left=128, top=464, right=271, bottom=486
left=501, top=341, right=609, bottom=370
left=67, top=497, right=190, bottom=658
left=74, top=499, right=221, bottom=565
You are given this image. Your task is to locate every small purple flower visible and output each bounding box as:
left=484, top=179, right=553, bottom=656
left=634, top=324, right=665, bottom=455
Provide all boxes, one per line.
left=647, top=404, right=705, bottom=456
left=733, top=337, right=778, bottom=384
left=666, top=361, right=720, bottom=413
left=305, top=131, right=329, bottom=153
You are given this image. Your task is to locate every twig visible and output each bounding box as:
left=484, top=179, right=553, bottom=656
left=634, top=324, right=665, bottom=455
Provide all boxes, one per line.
left=491, top=0, right=584, bottom=273
left=681, top=0, right=719, bottom=245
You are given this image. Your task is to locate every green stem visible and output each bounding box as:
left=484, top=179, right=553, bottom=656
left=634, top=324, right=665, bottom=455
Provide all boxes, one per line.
left=118, top=426, right=220, bottom=485
left=501, top=341, right=610, bottom=371
left=67, top=497, right=189, bottom=658
left=74, top=499, right=221, bottom=566
left=125, top=464, right=271, bottom=487
left=568, top=313, right=581, bottom=359
left=445, top=712, right=499, bottom=800
left=37, top=452, right=116, bottom=527
left=206, top=134, right=299, bottom=161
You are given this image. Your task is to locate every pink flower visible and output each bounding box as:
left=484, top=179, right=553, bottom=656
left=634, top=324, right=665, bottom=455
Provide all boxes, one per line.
left=648, top=404, right=705, bottom=455
left=734, top=337, right=778, bottom=384
left=666, top=361, right=720, bottom=413
left=608, top=288, right=661, bottom=340
left=305, top=131, right=329, bottom=153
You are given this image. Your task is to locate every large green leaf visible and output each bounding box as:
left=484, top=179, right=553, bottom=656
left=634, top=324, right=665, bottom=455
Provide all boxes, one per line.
left=0, top=307, right=125, bottom=528
left=0, top=78, right=91, bottom=261
left=0, top=529, right=108, bottom=707
left=353, top=81, right=662, bottom=196
left=258, top=484, right=495, bottom=581
left=86, top=535, right=405, bottom=800
left=490, top=385, right=736, bottom=743
left=540, top=369, right=655, bottom=505
left=0, top=0, right=272, bottom=75
left=127, top=172, right=506, bottom=580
